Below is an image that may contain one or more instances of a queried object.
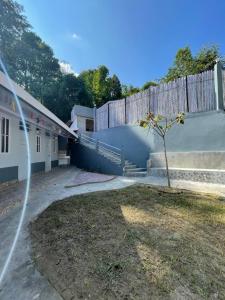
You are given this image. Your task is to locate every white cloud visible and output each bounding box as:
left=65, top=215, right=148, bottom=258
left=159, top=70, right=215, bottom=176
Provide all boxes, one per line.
left=59, top=61, right=79, bottom=77
left=72, top=33, right=80, bottom=40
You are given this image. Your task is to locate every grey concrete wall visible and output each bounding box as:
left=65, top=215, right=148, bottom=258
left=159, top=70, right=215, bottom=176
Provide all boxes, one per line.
left=91, top=111, right=225, bottom=168
left=92, top=125, right=154, bottom=168
left=71, top=144, right=123, bottom=176
left=150, top=151, right=225, bottom=170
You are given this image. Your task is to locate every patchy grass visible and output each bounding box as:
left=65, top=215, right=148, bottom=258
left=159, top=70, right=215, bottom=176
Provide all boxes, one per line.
left=30, top=185, right=225, bottom=299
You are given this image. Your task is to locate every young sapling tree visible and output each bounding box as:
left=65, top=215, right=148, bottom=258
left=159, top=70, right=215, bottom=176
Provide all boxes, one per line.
left=140, top=112, right=185, bottom=187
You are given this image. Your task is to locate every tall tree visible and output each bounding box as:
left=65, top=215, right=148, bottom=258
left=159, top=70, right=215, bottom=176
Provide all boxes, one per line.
left=78, top=69, right=95, bottom=106
left=109, top=74, right=122, bottom=100
left=163, top=46, right=220, bottom=82
left=14, top=31, right=60, bottom=103
left=92, top=65, right=110, bottom=106
left=44, top=74, right=84, bottom=122
left=0, top=0, right=30, bottom=76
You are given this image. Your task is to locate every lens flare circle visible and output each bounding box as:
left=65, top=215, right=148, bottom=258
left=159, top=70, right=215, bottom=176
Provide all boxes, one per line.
left=0, top=58, right=31, bottom=285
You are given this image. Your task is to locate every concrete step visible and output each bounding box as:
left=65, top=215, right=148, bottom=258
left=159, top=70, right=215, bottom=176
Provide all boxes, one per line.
left=124, top=171, right=147, bottom=177
left=124, top=167, right=146, bottom=172
left=149, top=167, right=225, bottom=184
left=124, top=163, right=137, bottom=168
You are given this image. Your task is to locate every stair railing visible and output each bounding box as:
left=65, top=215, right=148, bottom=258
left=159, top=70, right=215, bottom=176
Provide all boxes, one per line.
left=79, top=133, right=124, bottom=166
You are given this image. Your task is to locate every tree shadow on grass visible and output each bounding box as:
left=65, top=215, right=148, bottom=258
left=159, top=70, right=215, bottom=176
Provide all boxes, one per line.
left=30, top=185, right=225, bottom=300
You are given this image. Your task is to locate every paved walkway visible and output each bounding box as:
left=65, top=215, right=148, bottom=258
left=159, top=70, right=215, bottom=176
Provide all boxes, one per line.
left=0, top=167, right=133, bottom=300
left=1, top=167, right=225, bottom=300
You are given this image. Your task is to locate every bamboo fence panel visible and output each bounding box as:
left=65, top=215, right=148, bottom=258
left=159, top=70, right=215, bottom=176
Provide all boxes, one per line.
left=109, top=99, right=125, bottom=128
left=96, top=103, right=108, bottom=131
left=96, top=70, right=217, bottom=131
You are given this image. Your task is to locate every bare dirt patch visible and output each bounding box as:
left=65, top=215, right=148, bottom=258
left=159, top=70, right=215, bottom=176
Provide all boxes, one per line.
left=30, top=185, right=225, bottom=299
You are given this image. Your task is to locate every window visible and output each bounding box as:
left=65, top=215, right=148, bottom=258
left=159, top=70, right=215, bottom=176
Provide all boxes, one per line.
left=1, top=117, right=9, bottom=153
left=86, top=119, right=94, bottom=132
left=36, top=135, right=41, bottom=152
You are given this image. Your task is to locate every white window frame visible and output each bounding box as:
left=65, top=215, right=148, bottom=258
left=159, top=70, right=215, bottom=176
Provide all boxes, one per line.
left=36, top=135, right=41, bottom=153
left=1, top=115, right=10, bottom=154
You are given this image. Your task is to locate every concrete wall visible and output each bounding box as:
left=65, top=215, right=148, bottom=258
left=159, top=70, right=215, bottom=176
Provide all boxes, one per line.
left=91, top=110, right=225, bottom=168
left=71, top=143, right=123, bottom=176
left=92, top=125, right=154, bottom=168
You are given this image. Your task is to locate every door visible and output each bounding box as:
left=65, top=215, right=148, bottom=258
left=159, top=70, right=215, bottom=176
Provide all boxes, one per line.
left=45, top=136, right=51, bottom=172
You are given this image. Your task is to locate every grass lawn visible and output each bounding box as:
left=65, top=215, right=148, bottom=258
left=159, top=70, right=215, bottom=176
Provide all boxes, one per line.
left=30, top=185, right=225, bottom=299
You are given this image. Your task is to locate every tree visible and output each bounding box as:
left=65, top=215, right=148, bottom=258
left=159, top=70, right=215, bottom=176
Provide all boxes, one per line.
left=140, top=112, right=185, bottom=187
left=163, top=46, right=220, bottom=82
left=109, top=74, right=122, bottom=100
left=122, top=84, right=140, bottom=97
left=44, top=74, right=84, bottom=122
left=0, top=0, right=30, bottom=76
left=78, top=69, right=95, bottom=106
left=142, top=81, right=158, bottom=90
left=14, top=31, right=60, bottom=103
left=92, top=65, right=111, bottom=106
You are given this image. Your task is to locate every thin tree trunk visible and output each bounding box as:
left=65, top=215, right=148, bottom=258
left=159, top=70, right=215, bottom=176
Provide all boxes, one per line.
left=163, top=136, right=171, bottom=187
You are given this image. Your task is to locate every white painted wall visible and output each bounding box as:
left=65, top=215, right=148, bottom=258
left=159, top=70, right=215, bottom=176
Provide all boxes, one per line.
left=0, top=112, right=59, bottom=181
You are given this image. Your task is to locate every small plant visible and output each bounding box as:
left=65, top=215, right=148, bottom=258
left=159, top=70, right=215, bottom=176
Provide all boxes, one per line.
left=140, top=112, right=185, bottom=187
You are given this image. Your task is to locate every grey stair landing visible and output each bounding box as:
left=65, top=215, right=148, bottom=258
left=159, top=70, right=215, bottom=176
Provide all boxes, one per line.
left=79, top=134, right=147, bottom=177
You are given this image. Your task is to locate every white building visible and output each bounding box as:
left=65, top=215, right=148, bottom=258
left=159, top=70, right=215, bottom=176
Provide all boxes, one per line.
left=70, top=105, right=94, bottom=133
left=0, top=71, right=77, bottom=184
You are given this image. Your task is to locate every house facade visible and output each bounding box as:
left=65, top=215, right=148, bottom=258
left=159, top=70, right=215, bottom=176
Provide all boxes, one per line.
left=70, top=105, right=94, bottom=133
left=0, top=71, right=77, bottom=184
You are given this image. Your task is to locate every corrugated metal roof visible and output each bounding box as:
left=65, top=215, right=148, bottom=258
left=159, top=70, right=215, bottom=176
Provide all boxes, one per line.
left=0, top=71, right=77, bottom=138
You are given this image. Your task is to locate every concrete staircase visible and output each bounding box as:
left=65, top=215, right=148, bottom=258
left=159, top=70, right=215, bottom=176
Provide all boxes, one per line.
left=79, top=134, right=147, bottom=177
left=58, top=150, right=70, bottom=167
left=123, top=161, right=147, bottom=177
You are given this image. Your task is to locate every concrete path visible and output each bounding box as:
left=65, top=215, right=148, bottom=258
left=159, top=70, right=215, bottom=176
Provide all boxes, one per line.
left=1, top=167, right=225, bottom=300
left=0, top=167, right=134, bottom=300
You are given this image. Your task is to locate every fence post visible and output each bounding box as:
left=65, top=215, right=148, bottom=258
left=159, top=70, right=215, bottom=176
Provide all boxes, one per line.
left=185, top=76, right=190, bottom=112
left=124, top=98, right=127, bottom=124
left=214, top=59, right=224, bottom=110
left=108, top=102, right=110, bottom=128
left=93, top=104, right=97, bottom=132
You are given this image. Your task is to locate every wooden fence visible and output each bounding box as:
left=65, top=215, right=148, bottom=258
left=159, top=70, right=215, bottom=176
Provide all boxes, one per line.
left=96, top=70, right=217, bottom=131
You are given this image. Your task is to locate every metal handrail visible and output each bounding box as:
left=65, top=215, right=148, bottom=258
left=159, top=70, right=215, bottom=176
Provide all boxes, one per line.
left=79, top=133, right=124, bottom=166
left=98, top=140, right=121, bottom=152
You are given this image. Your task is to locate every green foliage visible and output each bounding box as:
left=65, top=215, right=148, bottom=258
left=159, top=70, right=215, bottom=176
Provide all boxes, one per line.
left=108, top=74, right=122, bottom=100
left=92, top=65, right=110, bottom=106
left=79, top=66, right=122, bottom=107
left=0, top=0, right=123, bottom=120
left=142, top=81, right=158, bottom=90
left=122, top=84, right=140, bottom=97
left=163, top=46, right=220, bottom=82
left=43, top=74, right=90, bottom=122
left=0, top=0, right=30, bottom=75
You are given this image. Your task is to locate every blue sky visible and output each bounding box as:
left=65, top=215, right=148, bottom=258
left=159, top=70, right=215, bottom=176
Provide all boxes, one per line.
left=17, top=0, right=225, bottom=87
